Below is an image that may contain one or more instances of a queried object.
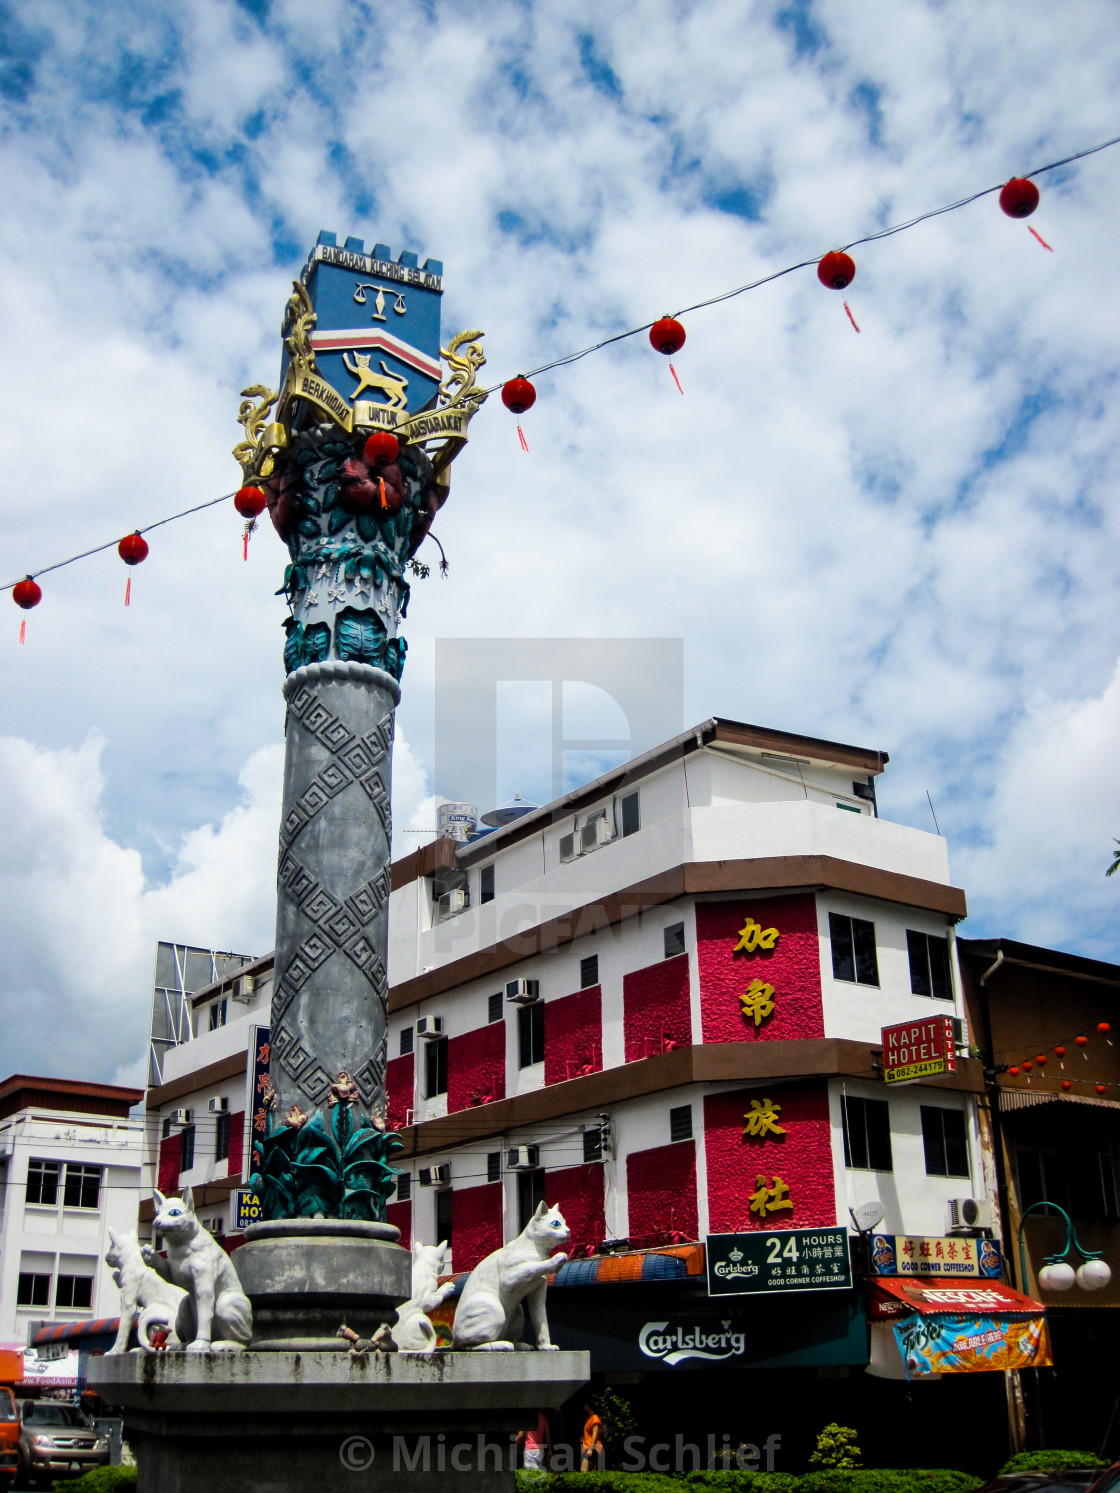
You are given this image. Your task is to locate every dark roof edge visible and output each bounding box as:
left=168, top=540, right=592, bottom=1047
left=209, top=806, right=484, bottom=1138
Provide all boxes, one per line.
left=958, top=936, right=1120, bottom=987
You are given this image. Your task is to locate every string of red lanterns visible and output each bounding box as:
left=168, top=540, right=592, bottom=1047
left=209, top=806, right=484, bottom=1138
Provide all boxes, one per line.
left=8, top=131, right=1120, bottom=627
left=1005, top=1022, right=1112, bottom=1095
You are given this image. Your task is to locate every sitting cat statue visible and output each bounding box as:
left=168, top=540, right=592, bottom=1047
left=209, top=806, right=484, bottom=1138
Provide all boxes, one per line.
left=452, top=1203, right=569, bottom=1351
left=104, top=1227, right=187, bottom=1354
left=387, top=1239, right=457, bottom=1353
left=143, top=1188, right=253, bottom=1353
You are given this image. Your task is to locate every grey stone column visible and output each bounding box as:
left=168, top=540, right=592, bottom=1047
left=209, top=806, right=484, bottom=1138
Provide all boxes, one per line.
left=269, top=659, right=400, bottom=1119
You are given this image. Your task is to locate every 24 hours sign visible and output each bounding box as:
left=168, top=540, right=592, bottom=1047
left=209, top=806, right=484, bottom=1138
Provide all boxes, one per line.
left=707, top=1228, right=852, bottom=1297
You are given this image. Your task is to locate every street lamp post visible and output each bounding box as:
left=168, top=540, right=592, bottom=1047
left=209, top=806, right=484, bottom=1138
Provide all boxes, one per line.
left=1017, top=1200, right=1112, bottom=1293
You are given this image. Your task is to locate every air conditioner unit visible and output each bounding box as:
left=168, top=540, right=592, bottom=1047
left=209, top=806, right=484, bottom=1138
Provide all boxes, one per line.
left=172, top=1109, right=193, bottom=1126
left=559, top=832, right=581, bottom=863
left=952, top=1016, right=968, bottom=1049
left=419, top=1164, right=451, bottom=1187
left=580, top=817, right=614, bottom=853
left=416, top=1016, right=445, bottom=1041
left=948, top=1197, right=996, bottom=1232
left=507, top=1145, right=540, bottom=1171
left=204, top=1217, right=224, bottom=1235
left=232, top=974, right=256, bottom=1003
left=437, top=888, right=467, bottom=919
left=207, top=1096, right=228, bottom=1114
left=505, top=978, right=540, bottom=1005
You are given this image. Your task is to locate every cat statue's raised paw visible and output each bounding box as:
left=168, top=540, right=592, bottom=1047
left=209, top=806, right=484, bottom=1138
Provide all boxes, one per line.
left=452, top=1203, right=569, bottom=1351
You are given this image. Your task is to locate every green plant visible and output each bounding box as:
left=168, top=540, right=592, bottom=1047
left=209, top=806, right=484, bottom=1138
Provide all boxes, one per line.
left=51, top=1467, right=138, bottom=1493
left=592, top=1389, right=639, bottom=1465
left=800, top=1474, right=981, bottom=1493
left=808, top=1427, right=862, bottom=1471
left=1000, top=1453, right=1108, bottom=1476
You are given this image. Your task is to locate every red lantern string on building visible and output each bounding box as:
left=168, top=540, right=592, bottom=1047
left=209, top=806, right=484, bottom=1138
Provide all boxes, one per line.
left=1008, top=1066, right=1020, bottom=1077
left=1054, top=1045, right=1066, bottom=1066
left=234, top=486, right=267, bottom=560
left=1097, top=1085, right=1108, bottom=1096
left=501, top=377, right=536, bottom=452
left=1061, top=1080, right=1072, bottom=1091
left=1076, top=1035, right=1089, bottom=1057
left=1035, top=1054, right=1047, bottom=1067
left=117, top=532, right=149, bottom=607
left=12, top=575, right=41, bottom=645
left=649, top=318, right=686, bottom=394
left=998, top=177, right=1053, bottom=251
left=1099, top=1022, right=1112, bottom=1046
left=816, top=252, right=860, bottom=333
left=1022, top=1060, right=1033, bottom=1073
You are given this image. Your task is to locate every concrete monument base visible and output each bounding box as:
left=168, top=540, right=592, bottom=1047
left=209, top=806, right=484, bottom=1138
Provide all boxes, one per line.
left=90, top=1349, right=589, bottom=1493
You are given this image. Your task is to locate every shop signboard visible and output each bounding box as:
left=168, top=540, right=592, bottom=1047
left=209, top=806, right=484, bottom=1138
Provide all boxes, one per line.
left=231, top=1187, right=264, bottom=1233
left=892, top=1312, right=1050, bottom=1378
left=881, top=1015, right=956, bottom=1085
left=706, top=1228, right=852, bottom=1297
left=870, top=1234, right=1002, bottom=1278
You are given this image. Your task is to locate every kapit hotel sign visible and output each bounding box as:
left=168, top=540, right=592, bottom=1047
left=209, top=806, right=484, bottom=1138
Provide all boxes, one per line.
left=882, top=1015, right=956, bottom=1085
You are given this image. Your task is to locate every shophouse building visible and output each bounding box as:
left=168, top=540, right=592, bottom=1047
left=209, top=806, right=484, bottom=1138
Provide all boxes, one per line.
left=0, top=1076, right=144, bottom=1353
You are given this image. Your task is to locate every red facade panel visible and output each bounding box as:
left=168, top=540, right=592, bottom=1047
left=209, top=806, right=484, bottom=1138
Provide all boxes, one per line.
left=544, top=987, right=603, bottom=1085
left=703, top=1081, right=835, bottom=1232
left=696, top=894, right=823, bottom=1044
left=227, top=1110, right=245, bottom=1178
left=386, top=1053, right=414, bottom=1131
left=386, top=1200, right=412, bottom=1249
left=544, top=1162, right=606, bottom=1257
left=622, top=955, right=691, bottom=1062
left=626, top=1140, right=698, bottom=1242
left=452, top=1182, right=503, bottom=1271
left=446, top=1023, right=506, bottom=1114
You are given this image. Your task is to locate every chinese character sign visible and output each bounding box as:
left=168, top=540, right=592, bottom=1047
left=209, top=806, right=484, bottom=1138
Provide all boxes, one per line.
left=696, top=896, right=825, bottom=1045
left=870, top=1235, right=1002, bottom=1279
left=248, top=1024, right=272, bottom=1139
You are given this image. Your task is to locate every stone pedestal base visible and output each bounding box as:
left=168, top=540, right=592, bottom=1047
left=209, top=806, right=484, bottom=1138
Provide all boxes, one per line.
left=233, top=1218, right=410, bottom=1350
left=89, top=1349, right=590, bottom=1493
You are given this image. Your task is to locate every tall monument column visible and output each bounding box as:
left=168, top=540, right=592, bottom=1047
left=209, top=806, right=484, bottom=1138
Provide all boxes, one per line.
left=226, top=234, right=485, bottom=1335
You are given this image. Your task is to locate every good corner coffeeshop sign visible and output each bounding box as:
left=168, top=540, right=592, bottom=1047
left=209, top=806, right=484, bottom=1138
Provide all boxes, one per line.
left=706, top=1227, right=853, bottom=1297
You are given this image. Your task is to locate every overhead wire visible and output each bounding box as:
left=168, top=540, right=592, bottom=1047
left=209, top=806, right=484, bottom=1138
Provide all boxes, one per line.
left=5, top=131, right=1120, bottom=598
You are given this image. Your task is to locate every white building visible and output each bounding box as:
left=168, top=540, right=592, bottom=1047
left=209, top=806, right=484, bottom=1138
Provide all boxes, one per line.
left=141, top=717, right=994, bottom=1296
left=0, top=1075, right=144, bottom=1346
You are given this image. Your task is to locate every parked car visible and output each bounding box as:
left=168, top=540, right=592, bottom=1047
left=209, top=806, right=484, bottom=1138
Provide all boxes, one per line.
left=0, top=1390, right=17, bottom=1489
left=17, top=1400, right=109, bottom=1487
left=975, top=1474, right=1106, bottom=1493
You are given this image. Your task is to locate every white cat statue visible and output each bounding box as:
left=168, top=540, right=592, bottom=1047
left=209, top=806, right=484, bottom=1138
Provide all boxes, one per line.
left=452, top=1203, right=569, bottom=1351
left=144, top=1188, right=253, bottom=1353
left=104, top=1227, right=187, bottom=1354
left=389, top=1239, right=458, bottom=1353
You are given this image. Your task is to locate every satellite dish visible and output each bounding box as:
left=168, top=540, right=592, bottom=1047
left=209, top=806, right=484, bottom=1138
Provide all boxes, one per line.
left=850, top=1202, right=886, bottom=1234
left=480, top=790, right=540, bottom=828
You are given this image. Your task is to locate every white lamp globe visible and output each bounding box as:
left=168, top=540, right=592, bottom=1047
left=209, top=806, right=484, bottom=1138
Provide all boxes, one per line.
left=1038, top=1262, right=1076, bottom=1291
left=1076, top=1259, right=1111, bottom=1291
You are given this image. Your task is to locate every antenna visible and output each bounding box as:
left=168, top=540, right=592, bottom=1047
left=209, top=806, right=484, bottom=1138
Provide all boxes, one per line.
left=925, top=790, right=941, bottom=836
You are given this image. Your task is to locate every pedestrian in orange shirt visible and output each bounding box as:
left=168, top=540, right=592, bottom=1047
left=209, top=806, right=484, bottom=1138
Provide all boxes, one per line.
left=581, top=1404, right=603, bottom=1471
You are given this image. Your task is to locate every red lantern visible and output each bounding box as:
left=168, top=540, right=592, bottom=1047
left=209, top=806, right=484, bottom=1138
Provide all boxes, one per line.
left=1097, top=1085, right=1108, bottom=1096
left=234, top=485, right=267, bottom=519
left=1022, top=1061, right=1033, bottom=1072
left=1036, top=1055, right=1047, bottom=1067
left=1076, top=1035, right=1089, bottom=1048
left=1008, top=1066, right=1020, bottom=1077
left=13, top=577, right=41, bottom=609
left=817, top=251, right=856, bottom=290
left=363, top=431, right=400, bottom=466
left=999, top=178, right=1040, bottom=219
left=1054, top=1045, right=1066, bottom=1058
left=1061, top=1080, right=1072, bottom=1091
left=501, top=377, right=537, bottom=414
left=1098, top=1023, right=1111, bottom=1035
left=649, top=318, right=686, bottom=355
left=118, top=533, right=149, bottom=565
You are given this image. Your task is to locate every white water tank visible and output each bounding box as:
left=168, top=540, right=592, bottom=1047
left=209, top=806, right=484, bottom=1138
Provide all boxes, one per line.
left=437, top=802, right=477, bottom=842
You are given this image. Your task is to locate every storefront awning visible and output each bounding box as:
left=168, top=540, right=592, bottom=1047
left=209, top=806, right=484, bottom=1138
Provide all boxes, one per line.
left=870, top=1276, right=1044, bottom=1318
left=439, top=1243, right=704, bottom=1296
left=999, top=1088, right=1120, bottom=1112
left=865, top=1277, right=1050, bottom=1382
left=32, top=1319, right=120, bottom=1346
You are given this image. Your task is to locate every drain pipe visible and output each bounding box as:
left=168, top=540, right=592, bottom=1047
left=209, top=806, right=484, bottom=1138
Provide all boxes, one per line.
left=979, top=948, right=1005, bottom=986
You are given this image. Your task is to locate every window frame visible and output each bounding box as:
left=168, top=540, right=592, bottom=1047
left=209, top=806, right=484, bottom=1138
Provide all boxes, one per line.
left=518, top=1002, right=545, bottom=1069
left=396, top=1172, right=412, bottom=1203
left=17, top=1273, right=51, bottom=1308
left=178, top=1125, right=196, bottom=1174
left=399, top=1026, right=414, bottom=1056
left=424, top=1036, right=449, bottom=1099
left=906, top=930, right=952, bottom=1001
left=487, top=1151, right=502, bottom=1183
left=487, top=992, right=503, bottom=1024
left=920, top=1105, right=970, bottom=1179
left=25, top=1159, right=61, bottom=1207
left=829, top=912, right=880, bottom=987
left=664, top=922, right=686, bottom=959
left=479, top=864, right=495, bottom=905
left=620, top=791, right=640, bottom=838
left=517, top=1168, right=546, bottom=1232
left=208, top=998, right=228, bottom=1032
left=669, top=1105, right=693, bottom=1143
left=63, top=1164, right=102, bottom=1211
left=55, top=1275, right=93, bottom=1310
left=435, top=1186, right=454, bottom=1250
left=841, top=1094, right=893, bottom=1172
left=583, top=1127, right=603, bottom=1163
left=215, top=1111, right=231, bottom=1163
left=580, top=954, right=599, bottom=989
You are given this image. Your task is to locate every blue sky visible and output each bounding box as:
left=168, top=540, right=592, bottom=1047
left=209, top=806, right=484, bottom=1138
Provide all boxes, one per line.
left=1, top=0, right=1119, bottom=1081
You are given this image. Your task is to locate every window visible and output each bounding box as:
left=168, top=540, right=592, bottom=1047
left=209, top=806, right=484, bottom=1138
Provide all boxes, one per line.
left=583, top=1126, right=603, bottom=1163
left=580, top=955, right=599, bottom=989
left=55, top=1275, right=93, bottom=1310
left=179, top=1126, right=195, bottom=1173
left=396, top=1172, right=412, bottom=1203
left=841, top=1095, right=893, bottom=1171
left=480, top=865, right=495, bottom=905
left=670, top=1105, right=693, bottom=1143
left=829, top=913, right=880, bottom=986
left=435, top=1187, right=454, bottom=1249
left=208, top=998, right=228, bottom=1032
left=487, top=1151, right=502, bottom=1183
left=487, top=992, right=503, bottom=1024
left=921, top=1106, right=970, bottom=1178
left=162, top=1116, right=172, bottom=1140
left=399, top=1026, right=414, bottom=1056
left=517, top=1169, right=546, bottom=1231
left=835, top=802, right=861, bottom=814
left=620, top=791, right=640, bottom=838
left=215, top=1112, right=231, bottom=1163
left=518, top=1003, right=545, bottom=1068
left=907, top=931, right=952, bottom=1001
left=664, top=923, right=685, bottom=958
left=425, top=1037, right=449, bottom=1098
left=25, top=1160, right=60, bottom=1206
left=17, top=1273, right=50, bottom=1308
left=63, top=1164, right=102, bottom=1210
